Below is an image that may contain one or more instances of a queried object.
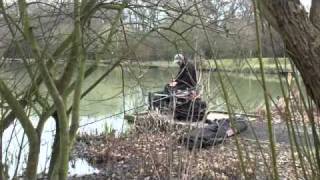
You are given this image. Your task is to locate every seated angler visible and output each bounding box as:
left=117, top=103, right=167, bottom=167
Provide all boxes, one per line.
left=168, top=54, right=198, bottom=91
left=149, top=53, right=198, bottom=110
left=168, top=54, right=206, bottom=121
left=149, top=54, right=206, bottom=122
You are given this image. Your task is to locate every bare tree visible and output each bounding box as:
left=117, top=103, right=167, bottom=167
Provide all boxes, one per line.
left=2, top=0, right=318, bottom=179
left=258, top=0, right=320, bottom=176
left=0, top=0, right=127, bottom=179
left=259, top=0, right=320, bottom=109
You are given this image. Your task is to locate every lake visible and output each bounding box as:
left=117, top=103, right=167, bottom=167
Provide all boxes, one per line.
left=1, top=63, right=286, bottom=177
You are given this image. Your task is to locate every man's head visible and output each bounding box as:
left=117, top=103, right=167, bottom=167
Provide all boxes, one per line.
left=173, top=54, right=186, bottom=66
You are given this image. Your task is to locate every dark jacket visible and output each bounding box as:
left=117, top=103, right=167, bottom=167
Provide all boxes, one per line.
left=175, top=62, right=197, bottom=90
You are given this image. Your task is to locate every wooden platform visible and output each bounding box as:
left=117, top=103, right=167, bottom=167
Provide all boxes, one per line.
left=129, top=110, right=315, bottom=146
left=130, top=110, right=256, bottom=129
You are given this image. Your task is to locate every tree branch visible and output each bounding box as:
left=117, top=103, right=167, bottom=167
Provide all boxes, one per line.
left=260, top=0, right=320, bottom=172
left=0, top=79, right=39, bottom=180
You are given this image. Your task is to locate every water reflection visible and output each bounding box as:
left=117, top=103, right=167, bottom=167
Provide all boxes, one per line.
left=2, top=65, right=286, bottom=178
left=78, top=115, right=128, bottom=134
left=2, top=116, right=110, bottom=179
left=69, top=159, right=99, bottom=176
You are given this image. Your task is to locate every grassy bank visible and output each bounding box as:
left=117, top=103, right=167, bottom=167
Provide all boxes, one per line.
left=130, top=58, right=292, bottom=74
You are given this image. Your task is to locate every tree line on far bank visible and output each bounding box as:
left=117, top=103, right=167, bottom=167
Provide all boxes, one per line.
left=1, top=0, right=285, bottom=62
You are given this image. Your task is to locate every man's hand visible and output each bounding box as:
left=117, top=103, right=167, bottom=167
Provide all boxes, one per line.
left=169, top=81, right=177, bottom=87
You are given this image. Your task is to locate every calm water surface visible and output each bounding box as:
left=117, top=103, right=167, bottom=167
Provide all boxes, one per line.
left=1, top=63, right=286, bottom=177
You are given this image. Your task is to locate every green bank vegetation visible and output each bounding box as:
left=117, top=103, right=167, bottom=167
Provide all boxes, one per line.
left=132, top=57, right=292, bottom=73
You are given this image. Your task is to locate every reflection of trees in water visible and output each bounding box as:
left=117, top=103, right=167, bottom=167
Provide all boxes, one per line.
left=2, top=65, right=283, bottom=116
left=204, top=72, right=283, bottom=112
left=81, top=67, right=283, bottom=116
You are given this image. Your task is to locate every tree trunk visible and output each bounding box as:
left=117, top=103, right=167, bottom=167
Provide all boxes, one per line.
left=260, top=0, right=320, bottom=109
left=310, top=0, right=320, bottom=29
left=259, top=0, right=320, bottom=171
left=25, top=139, right=40, bottom=180
left=48, top=112, right=60, bottom=180
left=58, top=115, right=69, bottom=180
left=0, top=130, right=6, bottom=180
